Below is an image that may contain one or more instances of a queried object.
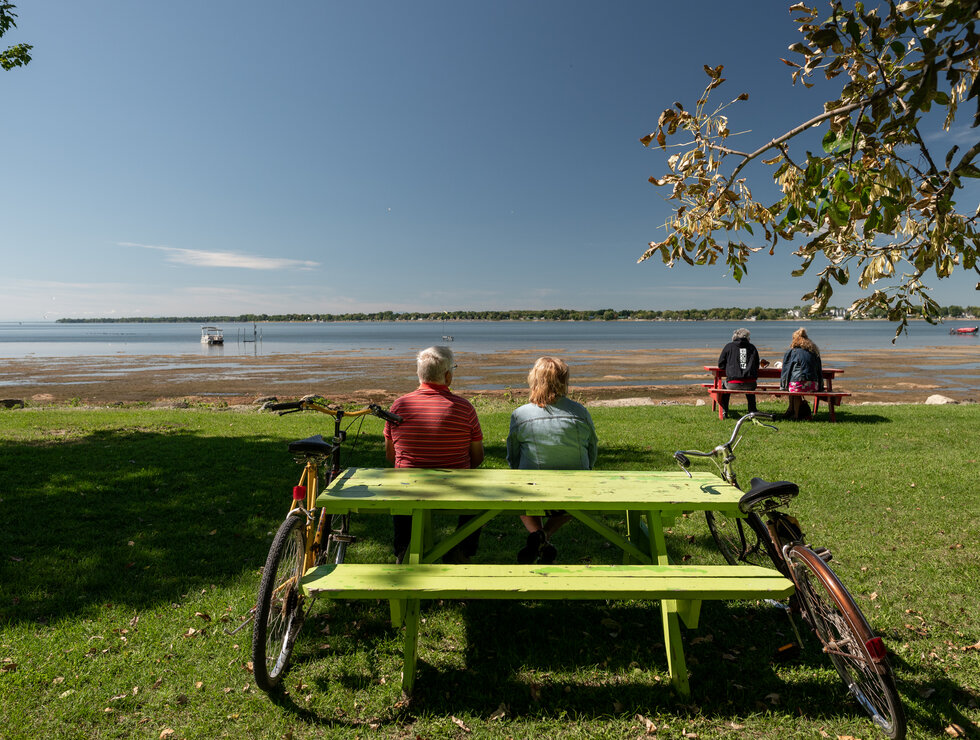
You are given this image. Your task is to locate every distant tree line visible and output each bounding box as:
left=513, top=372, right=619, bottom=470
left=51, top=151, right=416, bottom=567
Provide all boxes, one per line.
left=56, top=305, right=979, bottom=323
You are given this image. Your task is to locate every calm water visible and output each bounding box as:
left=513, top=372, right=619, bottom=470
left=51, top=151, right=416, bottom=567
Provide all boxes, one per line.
left=0, top=320, right=976, bottom=359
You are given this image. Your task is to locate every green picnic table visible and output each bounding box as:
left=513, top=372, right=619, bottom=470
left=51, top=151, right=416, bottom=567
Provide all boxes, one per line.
left=301, top=468, right=794, bottom=698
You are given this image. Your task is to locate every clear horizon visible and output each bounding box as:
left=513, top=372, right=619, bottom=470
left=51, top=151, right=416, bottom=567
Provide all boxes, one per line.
left=2, top=1, right=977, bottom=322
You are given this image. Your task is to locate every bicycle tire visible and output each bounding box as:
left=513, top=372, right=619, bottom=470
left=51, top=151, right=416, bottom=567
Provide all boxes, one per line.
left=705, top=510, right=768, bottom=566
left=787, top=546, right=905, bottom=739
left=252, top=514, right=307, bottom=691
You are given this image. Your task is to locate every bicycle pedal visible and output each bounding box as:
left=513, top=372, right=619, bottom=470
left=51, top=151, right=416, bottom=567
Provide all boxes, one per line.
left=772, top=642, right=801, bottom=662
left=813, top=546, right=833, bottom=563
left=331, top=534, right=357, bottom=544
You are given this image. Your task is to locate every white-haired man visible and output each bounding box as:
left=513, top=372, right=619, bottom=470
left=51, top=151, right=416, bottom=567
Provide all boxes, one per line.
left=384, top=346, right=484, bottom=563
left=717, top=328, right=761, bottom=418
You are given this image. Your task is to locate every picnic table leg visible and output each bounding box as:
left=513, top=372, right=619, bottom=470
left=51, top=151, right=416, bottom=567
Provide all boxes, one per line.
left=389, top=511, right=427, bottom=627
left=647, top=510, right=692, bottom=697
left=398, top=512, right=427, bottom=695
left=400, top=598, right=421, bottom=697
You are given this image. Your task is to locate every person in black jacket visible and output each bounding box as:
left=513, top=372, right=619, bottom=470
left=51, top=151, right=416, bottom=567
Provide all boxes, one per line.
left=717, top=328, right=761, bottom=419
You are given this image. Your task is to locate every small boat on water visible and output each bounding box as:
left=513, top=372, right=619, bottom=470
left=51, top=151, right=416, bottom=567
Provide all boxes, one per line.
left=950, top=326, right=978, bottom=335
left=201, top=326, right=224, bottom=344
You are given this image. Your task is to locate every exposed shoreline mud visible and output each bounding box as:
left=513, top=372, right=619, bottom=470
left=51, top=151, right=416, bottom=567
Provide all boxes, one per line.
left=2, top=345, right=977, bottom=408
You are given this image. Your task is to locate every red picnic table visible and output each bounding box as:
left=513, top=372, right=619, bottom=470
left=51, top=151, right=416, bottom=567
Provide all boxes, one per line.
left=702, top=366, right=850, bottom=422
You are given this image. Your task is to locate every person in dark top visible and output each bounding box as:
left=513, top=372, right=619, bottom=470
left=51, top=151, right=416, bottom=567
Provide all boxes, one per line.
left=717, top=328, right=761, bottom=419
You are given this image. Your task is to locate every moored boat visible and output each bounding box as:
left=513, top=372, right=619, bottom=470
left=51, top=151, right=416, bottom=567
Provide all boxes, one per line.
left=201, top=326, right=224, bottom=344
left=950, top=326, right=978, bottom=335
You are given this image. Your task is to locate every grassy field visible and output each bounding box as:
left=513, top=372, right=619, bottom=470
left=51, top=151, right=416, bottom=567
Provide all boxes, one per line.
left=1, top=400, right=977, bottom=739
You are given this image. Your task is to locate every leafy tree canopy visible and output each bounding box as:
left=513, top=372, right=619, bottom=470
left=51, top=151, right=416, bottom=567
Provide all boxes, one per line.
left=640, top=0, right=980, bottom=336
left=0, top=2, right=31, bottom=70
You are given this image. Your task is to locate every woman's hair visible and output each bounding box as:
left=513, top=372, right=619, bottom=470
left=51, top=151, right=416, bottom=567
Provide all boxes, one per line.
left=528, top=356, right=569, bottom=407
left=732, top=328, right=751, bottom=341
left=416, top=346, right=455, bottom=383
left=790, top=327, right=820, bottom=356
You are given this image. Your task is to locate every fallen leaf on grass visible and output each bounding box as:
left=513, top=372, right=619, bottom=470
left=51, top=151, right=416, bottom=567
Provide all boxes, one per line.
left=636, top=713, right=657, bottom=734
left=917, top=686, right=937, bottom=698
left=489, top=703, right=509, bottom=721
left=961, top=641, right=980, bottom=651
left=601, top=617, right=621, bottom=636
left=195, top=612, right=211, bottom=622
left=765, top=692, right=780, bottom=705
left=151, top=678, right=163, bottom=689
left=0, top=662, right=15, bottom=673
left=946, top=724, right=966, bottom=737
left=160, top=730, right=175, bottom=739
left=450, top=716, right=471, bottom=733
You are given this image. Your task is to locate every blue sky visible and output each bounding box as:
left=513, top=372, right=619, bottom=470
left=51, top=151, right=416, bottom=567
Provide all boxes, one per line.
left=2, top=1, right=976, bottom=320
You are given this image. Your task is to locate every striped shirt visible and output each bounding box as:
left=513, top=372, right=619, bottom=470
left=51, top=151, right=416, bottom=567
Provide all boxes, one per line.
left=384, top=383, right=483, bottom=469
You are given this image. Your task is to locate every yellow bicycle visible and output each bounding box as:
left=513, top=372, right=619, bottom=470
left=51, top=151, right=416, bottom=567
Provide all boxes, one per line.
left=250, top=395, right=401, bottom=691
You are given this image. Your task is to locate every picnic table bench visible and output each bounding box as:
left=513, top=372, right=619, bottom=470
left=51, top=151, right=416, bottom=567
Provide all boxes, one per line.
left=301, top=468, right=795, bottom=698
left=703, top=365, right=851, bottom=421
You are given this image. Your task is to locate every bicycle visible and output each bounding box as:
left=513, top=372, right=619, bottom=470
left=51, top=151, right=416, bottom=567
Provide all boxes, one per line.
left=673, top=411, right=905, bottom=740
left=250, top=395, right=401, bottom=692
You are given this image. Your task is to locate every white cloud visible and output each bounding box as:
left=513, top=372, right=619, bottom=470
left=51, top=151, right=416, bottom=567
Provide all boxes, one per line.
left=119, top=242, right=319, bottom=270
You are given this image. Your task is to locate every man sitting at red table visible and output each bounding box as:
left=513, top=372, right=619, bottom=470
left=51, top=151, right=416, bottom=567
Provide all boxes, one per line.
left=716, top=328, right=761, bottom=419
left=384, top=345, right=485, bottom=564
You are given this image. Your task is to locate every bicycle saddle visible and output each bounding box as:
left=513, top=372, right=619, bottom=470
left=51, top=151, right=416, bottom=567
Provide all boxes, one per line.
left=288, top=434, right=335, bottom=456
left=739, top=477, right=799, bottom=514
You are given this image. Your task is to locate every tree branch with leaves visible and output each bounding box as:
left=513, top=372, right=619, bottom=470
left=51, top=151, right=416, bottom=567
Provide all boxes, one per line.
left=0, top=2, right=31, bottom=71
left=639, top=0, right=980, bottom=336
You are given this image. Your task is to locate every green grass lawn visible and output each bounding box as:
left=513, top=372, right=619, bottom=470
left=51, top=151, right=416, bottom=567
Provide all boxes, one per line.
left=0, top=401, right=977, bottom=739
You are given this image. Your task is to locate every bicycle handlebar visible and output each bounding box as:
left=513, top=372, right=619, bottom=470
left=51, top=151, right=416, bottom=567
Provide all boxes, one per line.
left=262, top=398, right=402, bottom=424
left=674, top=411, right=777, bottom=467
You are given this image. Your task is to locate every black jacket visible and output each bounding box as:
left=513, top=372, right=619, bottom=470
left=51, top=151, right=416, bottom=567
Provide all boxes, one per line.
left=718, top=338, right=760, bottom=381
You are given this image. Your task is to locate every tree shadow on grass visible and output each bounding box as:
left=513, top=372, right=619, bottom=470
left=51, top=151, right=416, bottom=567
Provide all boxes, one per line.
left=0, top=426, right=389, bottom=625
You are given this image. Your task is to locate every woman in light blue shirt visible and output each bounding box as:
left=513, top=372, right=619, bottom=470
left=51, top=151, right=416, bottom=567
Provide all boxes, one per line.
left=507, top=357, right=598, bottom=564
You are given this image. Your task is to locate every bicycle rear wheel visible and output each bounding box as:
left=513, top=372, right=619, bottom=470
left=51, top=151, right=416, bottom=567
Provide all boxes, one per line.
left=705, top=510, right=768, bottom=566
left=787, top=546, right=905, bottom=739
left=252, top=514, right=307, bottom=691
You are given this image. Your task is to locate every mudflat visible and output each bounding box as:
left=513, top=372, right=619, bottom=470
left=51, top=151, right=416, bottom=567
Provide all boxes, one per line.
left=2, top=345, right=977, bottom=407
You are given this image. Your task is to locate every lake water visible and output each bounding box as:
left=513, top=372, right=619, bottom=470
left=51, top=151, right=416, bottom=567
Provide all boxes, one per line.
left=0, top=319, right=976, bottom=359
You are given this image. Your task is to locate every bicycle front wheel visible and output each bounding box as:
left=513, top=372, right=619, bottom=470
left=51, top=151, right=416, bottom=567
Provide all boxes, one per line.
left=705, top=510, right=768, bottom=566
left=787, top=546, right=905, bottom=739
left=252, top=514, right=308, bottom=691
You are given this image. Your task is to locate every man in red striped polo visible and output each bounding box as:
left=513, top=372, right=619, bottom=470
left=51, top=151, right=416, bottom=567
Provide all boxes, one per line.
left=384, top=346, right=484, bottom=563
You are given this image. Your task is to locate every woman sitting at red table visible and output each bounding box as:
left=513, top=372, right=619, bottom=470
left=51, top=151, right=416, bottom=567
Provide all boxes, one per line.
left=506, top=357, right=598, bottom=564
left=780, top=328, right=824, bottom=420
left=717, top=328, right=761, bottom=419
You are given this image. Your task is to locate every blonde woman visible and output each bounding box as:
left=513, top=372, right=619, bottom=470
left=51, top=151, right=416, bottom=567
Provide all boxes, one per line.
left=779, top=328, right=824, bottom=420
left=506, top=357, right=598, bottom=564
